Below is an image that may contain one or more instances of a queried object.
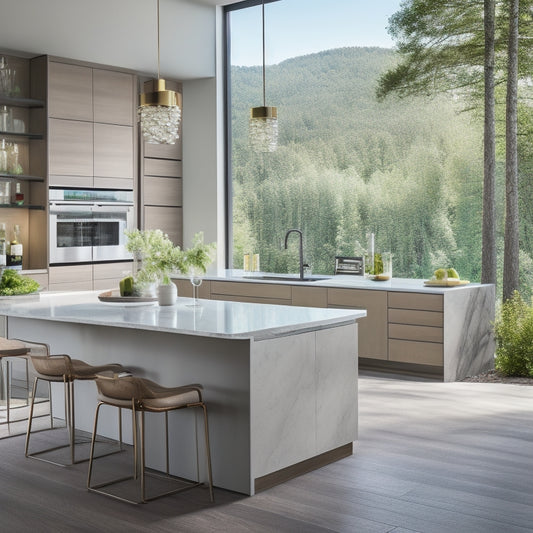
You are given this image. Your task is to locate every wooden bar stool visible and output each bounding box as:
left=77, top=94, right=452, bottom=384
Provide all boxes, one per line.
left=0, top=337, right=48, bottom=427
left=25, top=353, right=125, bottom=466
left=87, top=371, right=214, bottom=504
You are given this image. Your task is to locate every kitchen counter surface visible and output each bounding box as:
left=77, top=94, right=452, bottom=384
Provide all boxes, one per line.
left=0, top=290, right=365, bottom=341
left=174, top=270, right=491, bottom=294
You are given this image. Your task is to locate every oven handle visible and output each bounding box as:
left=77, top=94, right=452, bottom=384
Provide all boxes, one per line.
left=49, top=203, right=133, bottom=212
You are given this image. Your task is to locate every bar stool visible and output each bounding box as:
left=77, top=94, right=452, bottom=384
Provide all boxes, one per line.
left=0, top=337, right=46, bottom=426
left=87, top=371, right=214, bottom=504
left=25, top=353, right=125, bottom=466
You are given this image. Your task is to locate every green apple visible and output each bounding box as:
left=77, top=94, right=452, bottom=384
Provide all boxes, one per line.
left=447, top=268, right=459, bottom=279
left=434, top=268, right=446, bottom=280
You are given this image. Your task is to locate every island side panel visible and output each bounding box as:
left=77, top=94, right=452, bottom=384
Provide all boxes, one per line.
left=315, top=323, right=358, bottom=454
left=7, top=316, right=253, bottom=495
left=250, top=322, right=358, bottom=491
left=443, top=284, right=495, bottom=381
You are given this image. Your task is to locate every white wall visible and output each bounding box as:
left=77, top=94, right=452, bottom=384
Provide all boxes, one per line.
left=0, top=0, right=215, bottom=80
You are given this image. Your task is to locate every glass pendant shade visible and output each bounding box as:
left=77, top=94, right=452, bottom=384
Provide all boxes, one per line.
left=249, top=106, right=278, bottom=152
left=138, top=79, right=182, bottom=145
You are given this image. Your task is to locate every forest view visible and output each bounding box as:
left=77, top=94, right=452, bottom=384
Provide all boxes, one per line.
left=229, top=46, right=533, bottom=299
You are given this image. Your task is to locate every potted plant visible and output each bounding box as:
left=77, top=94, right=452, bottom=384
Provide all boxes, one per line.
left=124, top=229, right=215, bottom=306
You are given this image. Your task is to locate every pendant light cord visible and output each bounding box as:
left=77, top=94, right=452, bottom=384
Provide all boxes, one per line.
left=262, top=0, right=266, bottom=107
left=157, top=0, right=161, bottom=80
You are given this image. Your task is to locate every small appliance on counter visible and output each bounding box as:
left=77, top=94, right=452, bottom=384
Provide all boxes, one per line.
left=334, top=256, right=365, bottom=276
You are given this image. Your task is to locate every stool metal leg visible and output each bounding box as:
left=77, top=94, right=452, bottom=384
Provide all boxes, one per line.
left=201, top=403, right=214, bottom=502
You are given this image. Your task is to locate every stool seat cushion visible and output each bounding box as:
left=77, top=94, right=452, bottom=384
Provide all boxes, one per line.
left=0, top=337, right=29, bottom=357
left=30, top=355, right=123, bottom=381
left=96, top=375, right=201, bottom=411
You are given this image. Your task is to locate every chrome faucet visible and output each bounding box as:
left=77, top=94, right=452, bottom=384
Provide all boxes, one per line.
left=284, top=229, right=305, bottom=280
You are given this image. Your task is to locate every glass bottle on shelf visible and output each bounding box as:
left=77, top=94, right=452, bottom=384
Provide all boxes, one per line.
left=0, top=139, right=7, bottom=173
left=0, top=222, right=6, bottom=269
left=0, top=105, right=11, bottom=132
left=8, top=143, right=22, bottom=175
left=7, top=223, right=22, bottom=270
left=12, top=182, right=24, bottom=206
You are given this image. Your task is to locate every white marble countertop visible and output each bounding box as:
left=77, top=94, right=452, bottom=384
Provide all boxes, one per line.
left=174, top=270, right=491, bottom=294
left=0, top=290, right=366, bottom=341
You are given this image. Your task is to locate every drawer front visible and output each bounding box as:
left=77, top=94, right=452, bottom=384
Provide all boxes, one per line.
left=143, top=176, right=182, bottom=207
left=388, top=323, right=443, bottom=343
left=291, top=286, right=327, bottom=308
left=328, top=288, right=378, bottom=307
left=93, top=262, right=133, bottom=280
left=210, top=281, right=291, bottom=301
left=388, top=308, right=443, bottom=327
left=211, top=294, right=292, bottom=306
left=389, top=339, right=443, bottom=366
left=388, top=292, right=443, bottom=312
left=144, top=158, right=182, bottom=177
left=93, top=278, right=122, bottom=291
left=49, top=264, right=92, bottom=284
left=24, top=273, right=48, bottom=291
left=48, top=281, right=93, bottom=292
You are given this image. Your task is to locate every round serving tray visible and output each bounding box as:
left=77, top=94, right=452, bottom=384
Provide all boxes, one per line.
left=98, top=290, right=157, bottom=304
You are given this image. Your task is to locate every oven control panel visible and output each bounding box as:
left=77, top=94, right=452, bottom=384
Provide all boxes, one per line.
left=335, top=256, right=365, bottom=276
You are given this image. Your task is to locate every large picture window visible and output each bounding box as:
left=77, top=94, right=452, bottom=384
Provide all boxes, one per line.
left=225, top=0, right=530, bottom=294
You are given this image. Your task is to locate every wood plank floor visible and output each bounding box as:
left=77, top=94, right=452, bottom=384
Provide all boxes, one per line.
left=1, top=371, right=532, bottom=532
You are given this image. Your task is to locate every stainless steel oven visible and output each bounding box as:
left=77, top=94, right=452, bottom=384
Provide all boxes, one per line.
left=49, top=189, right=134, bottom=265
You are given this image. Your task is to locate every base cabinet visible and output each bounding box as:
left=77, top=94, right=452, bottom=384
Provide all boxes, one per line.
left=48, top=262, right=133, bottom=292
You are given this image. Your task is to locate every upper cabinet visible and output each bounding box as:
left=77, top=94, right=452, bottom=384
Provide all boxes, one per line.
left=47, top=60, right=137, bottom=189
left=93, top=69, right=134, bottom=126
left=48, top=62, right=93, bottom=121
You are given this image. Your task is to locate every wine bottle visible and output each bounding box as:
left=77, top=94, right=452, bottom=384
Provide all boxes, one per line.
left=6, top=223, right=22, bottom=270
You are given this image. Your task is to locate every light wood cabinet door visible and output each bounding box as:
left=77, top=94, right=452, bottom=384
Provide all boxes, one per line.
left=143, top=139, right=182, bottom=160
left=292, top=286, right=328, bottom=308
left=93, top=69, right=134, bottom=126
left=48, top=62, right=93, bottom=121
left=49, top=118, right=93, bottom=179
left=49, top=264, right=93, bottom=285
left=144, top=158, right=182, bottom=177
left=94, top=123, right=134, bottom=179
left=328, top=288, right=388, bottom=360
left=144, top=206, right=183, bottom=247
left=143, top=177, right=182, bottom=207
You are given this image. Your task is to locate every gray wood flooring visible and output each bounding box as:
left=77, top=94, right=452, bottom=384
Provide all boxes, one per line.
left=1, top=371, right=532, bottom=533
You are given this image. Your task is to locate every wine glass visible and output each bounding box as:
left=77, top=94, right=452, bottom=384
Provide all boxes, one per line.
left=187, top=266, right=204, bottom=307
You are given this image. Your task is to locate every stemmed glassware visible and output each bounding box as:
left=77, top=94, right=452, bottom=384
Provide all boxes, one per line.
left=187, top=266, right=204, bottom=307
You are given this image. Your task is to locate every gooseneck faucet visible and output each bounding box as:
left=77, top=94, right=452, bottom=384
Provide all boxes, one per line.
left=284, top=229, right=305, bottom=280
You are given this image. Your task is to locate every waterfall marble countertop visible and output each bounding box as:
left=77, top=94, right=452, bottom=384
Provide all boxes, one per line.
left=0, top=290, right=366, bottom=341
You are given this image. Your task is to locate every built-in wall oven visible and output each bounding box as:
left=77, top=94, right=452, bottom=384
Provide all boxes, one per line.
left=49, top=189, right=135, bottom=265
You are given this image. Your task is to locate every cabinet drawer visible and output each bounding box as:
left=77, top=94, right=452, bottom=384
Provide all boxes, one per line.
left=144, top=158, right=182, bottom=178
left=144, top=206, right=183, bottom=247
left=143, top=176, right=182, bottom=207
left=143, top=140, right=182, bottom=160
left=210, top=281, right=291, bottom=300
left=389, top=339, right=443, bottom=366
left=388, top=308, right=443, bottom=327
left=211, top=294, right=291, bottom=306
left=388, top=292, right=443, bottom=312
left=93, top=262, right=133, bottom=280
left=24, top=273, right=48, bottom=291
left=292, top=286, right=327, bottom=308
left=48, top=281, right=93, bottom=292
left=388, top=323, right=443, bottom=343
left=49, top=264, right=92, bottom=284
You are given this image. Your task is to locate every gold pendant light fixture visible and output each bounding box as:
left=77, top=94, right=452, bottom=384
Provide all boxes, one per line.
left=138, top=0, right=182, bottom=144
left=249, top=0, right=278, bottom=152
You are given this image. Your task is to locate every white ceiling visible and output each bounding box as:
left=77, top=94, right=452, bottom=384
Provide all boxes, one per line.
left=0, top=0, right=244, bottom=80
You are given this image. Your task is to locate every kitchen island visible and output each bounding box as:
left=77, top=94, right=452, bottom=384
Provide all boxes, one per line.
left=0, top=291, right=365, bottom=495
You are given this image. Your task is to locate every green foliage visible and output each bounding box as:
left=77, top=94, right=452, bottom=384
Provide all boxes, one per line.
left=495, top=291, right=533, bottom=377
left=0, top=269, right=39, bottom=296
left=125, top=229, right=216, bottom=286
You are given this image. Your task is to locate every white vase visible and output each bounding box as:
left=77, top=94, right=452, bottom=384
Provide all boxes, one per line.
left=157, top=282, right=177, bottom=306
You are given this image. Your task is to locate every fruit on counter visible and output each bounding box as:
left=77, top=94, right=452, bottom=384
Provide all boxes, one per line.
left=119, top=276, right=134, bottom=297
left=447, top=268, right=459, bottom=279
left=0, top=269, right=39, bottom=296
left=433, top=267, right=460, bottom=280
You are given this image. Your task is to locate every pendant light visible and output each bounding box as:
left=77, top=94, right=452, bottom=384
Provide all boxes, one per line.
left=138, top=0, right=182, bottom=145
left=249, top=0, right=278, bottom=152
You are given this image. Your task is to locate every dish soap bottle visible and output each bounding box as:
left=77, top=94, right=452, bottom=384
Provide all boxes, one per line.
left=7, top=223, right=22, bottom=270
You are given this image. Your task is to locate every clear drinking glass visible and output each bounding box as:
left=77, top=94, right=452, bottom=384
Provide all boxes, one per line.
left=187, top=266, right=204, bottom=307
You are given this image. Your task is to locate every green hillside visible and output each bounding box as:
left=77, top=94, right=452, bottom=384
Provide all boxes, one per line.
left=229, top=46, right=530, bottom=295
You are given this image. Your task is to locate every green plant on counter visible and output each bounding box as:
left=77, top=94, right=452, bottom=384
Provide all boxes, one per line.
left=494, top=291, right=533, bottom=377
left=124, top=229, right=216, bottom=292
left=0, top=269, right=39, bottom=296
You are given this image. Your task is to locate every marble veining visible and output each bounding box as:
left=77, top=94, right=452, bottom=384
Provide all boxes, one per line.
left=0, top=291, right=365, bottom=341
